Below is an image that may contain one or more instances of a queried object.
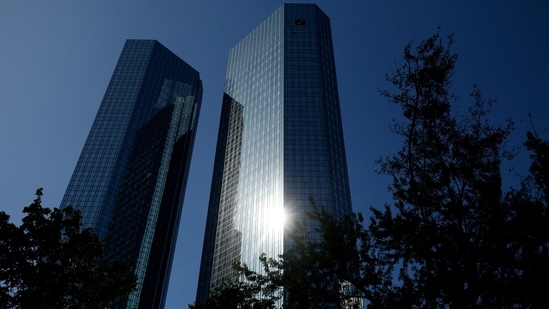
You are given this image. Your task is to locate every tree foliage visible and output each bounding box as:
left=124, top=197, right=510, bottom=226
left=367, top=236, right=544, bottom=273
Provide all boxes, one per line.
left=190, top=203, right=369, bottom=309
left=371, top=29, right=549, bottom=308
left=189, top=253, right=282, bottom=309
left=0, top=189, right=137, bottom=308
left=193, top=30, right=549, bottom=308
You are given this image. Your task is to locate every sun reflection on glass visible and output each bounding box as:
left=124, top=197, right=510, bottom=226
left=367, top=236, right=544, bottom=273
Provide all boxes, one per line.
left=270, top=206, right=286, bottom=230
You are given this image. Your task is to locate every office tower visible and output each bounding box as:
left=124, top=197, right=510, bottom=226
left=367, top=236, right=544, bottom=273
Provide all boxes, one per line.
left=61, top=39, right=202, bottom=308
left=196, top=3, right=352, bottom=302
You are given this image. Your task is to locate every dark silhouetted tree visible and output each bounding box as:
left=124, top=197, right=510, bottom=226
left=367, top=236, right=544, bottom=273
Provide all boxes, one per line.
left=0, top=188, right=137, bottom=309
left=371, top=29, right=548, bottom=307
left=189, top=253, right=282, bottom=309
left=498, top=130, right=549, bottom=306
left=274, top=199, right=386, bottom=309
left=190, top=202, right=383, bottom=309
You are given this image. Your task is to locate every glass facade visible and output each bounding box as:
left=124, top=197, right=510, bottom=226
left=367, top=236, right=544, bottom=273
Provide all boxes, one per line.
left=196, top=4, right=352, bottom=302
left=61, top=40, right=202, bottom=309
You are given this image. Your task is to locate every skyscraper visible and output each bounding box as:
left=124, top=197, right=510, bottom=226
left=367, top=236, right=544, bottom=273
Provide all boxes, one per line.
left=196, top=3, right=352, bottom=302
left=61, top=39, right=202, bottom=308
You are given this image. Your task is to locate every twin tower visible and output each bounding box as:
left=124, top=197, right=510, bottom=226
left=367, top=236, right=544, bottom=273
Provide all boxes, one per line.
left=61, top=4, right=353, bottom=308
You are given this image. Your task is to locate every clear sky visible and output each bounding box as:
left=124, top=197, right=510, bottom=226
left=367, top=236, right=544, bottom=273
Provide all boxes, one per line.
left=1, top=1, right=547, bottom=307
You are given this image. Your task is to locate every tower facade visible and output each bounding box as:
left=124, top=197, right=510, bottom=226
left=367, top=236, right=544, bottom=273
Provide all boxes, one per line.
left=196, top=3, right=352, bottom=301
left=61, top=39, right=202, bottom=308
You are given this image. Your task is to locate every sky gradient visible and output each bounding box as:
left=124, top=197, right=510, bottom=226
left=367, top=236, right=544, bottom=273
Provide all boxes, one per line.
left=1, top=1, right=548, bottom=307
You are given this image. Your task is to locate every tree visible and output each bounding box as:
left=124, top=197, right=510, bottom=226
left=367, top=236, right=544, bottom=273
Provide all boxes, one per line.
left=500, top=130, right=549, bottom=306
left=193, top=30, right=549, bottom=308
left=371, top=29, right=548, bottom=307
left=0, top=188, right=137, bottom=308
left=190, top=202, right=385, bottom=309
left=189, top=253, right=282, bottom=309
left=271, top=199, right=387, bottom=309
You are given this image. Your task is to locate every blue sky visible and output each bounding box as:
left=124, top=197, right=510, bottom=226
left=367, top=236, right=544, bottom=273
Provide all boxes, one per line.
left=1, top=1, right=547, bottom=307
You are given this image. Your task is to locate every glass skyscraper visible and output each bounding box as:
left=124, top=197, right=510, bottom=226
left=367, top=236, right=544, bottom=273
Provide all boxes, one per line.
left=196, top=3, right=352, bottom=302
left=61, top=39, right=202, bottom=308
